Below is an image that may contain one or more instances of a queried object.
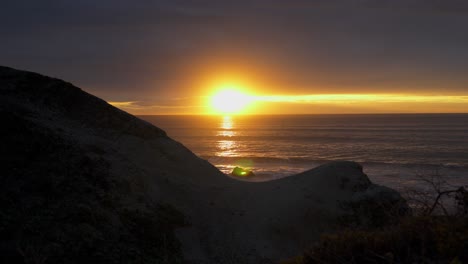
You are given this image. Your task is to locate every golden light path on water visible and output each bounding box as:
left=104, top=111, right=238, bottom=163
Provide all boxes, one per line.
left=216, top=116, right=237, bottom=157
left=215, top=116, right=254, bottom=175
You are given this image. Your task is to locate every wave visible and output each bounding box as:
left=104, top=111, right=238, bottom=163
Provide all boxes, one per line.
left=202, top=155, right=468, bottom=169
left=183, top=135, right=468, bottom=145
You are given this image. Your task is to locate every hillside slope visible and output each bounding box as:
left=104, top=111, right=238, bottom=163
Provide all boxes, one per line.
left=0, top=66, right=406, bottom=263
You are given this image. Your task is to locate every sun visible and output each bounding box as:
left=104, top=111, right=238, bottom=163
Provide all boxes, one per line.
left=210, top=88, right=252, bottom=114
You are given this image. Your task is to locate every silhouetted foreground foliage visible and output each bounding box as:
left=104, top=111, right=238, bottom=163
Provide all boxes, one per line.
left=338, top=188, right=410, bottom=229
left=285, top=216, right=467, bottom=264
left=0, top=111, right=185, bottom=263
left=284, top=173, right=468, bottom=264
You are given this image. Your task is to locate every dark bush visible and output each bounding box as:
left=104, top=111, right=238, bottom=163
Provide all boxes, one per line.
left=284, top=216, right=467, bottom=264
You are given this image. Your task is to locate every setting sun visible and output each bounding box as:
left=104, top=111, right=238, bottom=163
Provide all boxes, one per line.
left=210, top=89, right=252, bottom=114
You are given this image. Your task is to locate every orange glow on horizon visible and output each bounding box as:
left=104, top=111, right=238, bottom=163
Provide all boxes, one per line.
left=109, top=93, right=468, bottom=115
left=251, top=94, right=468, bottom=104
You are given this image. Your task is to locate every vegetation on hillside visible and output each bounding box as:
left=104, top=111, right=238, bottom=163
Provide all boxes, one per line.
left=284, top=171, right=468, bottom=264
left=0, top=110, right=185, bottom=264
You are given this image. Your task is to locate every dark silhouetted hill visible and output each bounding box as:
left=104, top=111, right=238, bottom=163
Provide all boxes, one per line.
left=0, top=66, right=408, bottom=263
left=0, top=66, right=196, bottom=263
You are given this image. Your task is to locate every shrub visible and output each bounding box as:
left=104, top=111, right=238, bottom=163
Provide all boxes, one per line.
left=283, top=170, right=468, bottom=264
left=294, top=216, right=468, bottom=264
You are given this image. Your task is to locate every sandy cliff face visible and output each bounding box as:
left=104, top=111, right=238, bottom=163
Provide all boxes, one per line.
left=0, top=66, right=407, bottom=263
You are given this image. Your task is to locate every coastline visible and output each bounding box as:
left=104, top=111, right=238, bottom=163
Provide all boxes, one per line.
left=1, top=66, right=466, bottom=263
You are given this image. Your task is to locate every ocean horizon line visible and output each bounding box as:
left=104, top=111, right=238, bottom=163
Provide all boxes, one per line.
left=136, top=112, right=468, bottom=116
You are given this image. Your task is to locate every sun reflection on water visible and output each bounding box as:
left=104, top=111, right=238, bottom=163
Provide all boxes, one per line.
left=217, top=116, right=236, bottom=137
left=214, top=116, right=256, bottom=175
left=216, top=116, right=237, bottom=157
left=218, top=130, right=235, bottom=137
left=221, top=116, right=233, bottom=129
left=217, top=140, right=237, bottom=157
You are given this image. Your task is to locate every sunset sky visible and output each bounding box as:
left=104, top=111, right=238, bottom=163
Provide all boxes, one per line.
left=2, top=1, right=468, bottom=114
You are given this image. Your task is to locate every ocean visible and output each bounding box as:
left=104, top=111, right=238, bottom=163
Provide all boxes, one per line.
left=140, top=114, right=468, bottom=191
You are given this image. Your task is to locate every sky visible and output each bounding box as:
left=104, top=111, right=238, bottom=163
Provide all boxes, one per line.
left=1, top=0, right=468, bottom=114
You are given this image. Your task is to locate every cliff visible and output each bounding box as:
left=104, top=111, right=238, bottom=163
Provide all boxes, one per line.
left=0, top=66, right=407, bottom=263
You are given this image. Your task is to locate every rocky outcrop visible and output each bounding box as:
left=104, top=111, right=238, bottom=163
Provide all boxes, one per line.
left=0, top=66, right=408, bottom=263
left=340, top=184, right=410, bottom=228
left=291, top=162, right=409, bottom=228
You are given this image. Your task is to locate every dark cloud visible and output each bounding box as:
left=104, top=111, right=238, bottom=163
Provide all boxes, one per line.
left=1, top=0, right=467, bottom=104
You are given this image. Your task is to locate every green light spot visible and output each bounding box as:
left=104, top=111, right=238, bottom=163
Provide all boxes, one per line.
left=231, top=167, right=255, bottom=177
